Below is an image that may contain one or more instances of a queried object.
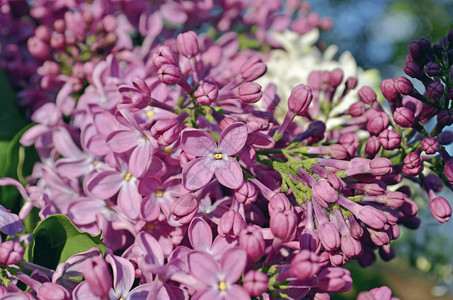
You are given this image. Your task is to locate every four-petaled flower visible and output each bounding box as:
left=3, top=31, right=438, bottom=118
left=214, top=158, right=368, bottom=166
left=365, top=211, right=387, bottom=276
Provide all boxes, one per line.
left=181, top=122, right=248, bottom=190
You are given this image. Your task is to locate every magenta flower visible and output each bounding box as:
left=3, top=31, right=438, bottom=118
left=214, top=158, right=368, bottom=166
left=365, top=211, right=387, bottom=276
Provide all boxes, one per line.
left=181, top=122, right=247, bottom=190
left=188, top=248, right=249, bottom=299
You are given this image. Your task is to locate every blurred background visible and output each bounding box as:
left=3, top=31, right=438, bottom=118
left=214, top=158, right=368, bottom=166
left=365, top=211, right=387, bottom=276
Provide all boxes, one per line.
left=310, top=0, right=453, bottom=298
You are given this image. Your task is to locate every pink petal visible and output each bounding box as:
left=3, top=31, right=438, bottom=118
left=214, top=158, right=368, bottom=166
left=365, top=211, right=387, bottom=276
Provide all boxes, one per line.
left=117, top=180, right=141, bottom=219
left=56, top=157, right=93, bottom=178
left=107, top=130, right=141, bottom=152
left=221, top=248, right=247, bottom=284
left=19, top=124, right=49, bottom=146
left=193, top=289, right=220, bottom=300
left=160, top=2, right=187, bottom=24
left=105, top=255, right=135, bottom=297
left=214, top=159, right=243, bottom=189
left=136, top=232, right=164, bottom=266
left=182, top=157, right=215, bottom=190
left=218, top=123, right=248, bottom=155
left=86, top=170, right=123, bottom=199
left=180, top=128, right=216, bottom=157
left=189, top=217, right=213, bottom=251
left=227, top=285, right=250, bottom=300
left=53, top=127, right=82, bottom=158
left=129, top=142, right=151, bottom=178
left=188, top=251, right=219, bottom=286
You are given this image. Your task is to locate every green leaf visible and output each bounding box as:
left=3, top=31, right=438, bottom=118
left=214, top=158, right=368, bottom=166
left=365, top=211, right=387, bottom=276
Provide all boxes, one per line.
left=30, top=214, right=106, bottom=269
left=0, top=70, right=27, bottom=140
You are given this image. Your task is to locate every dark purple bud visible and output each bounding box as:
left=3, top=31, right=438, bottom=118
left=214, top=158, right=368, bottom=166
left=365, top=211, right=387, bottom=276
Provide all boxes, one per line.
left=448, top=87, right=453, bottom=100
left=430, top=197, right=452, bottom=223
left=152, top=45, right=179, bottom=69
left=444, top=160, right=453, bottom=185
left=300, top=228, right=320, bottom=252
left=239, top=225, right=265, bottom=261
left=358, top=86, right=376, bottom=105
left=157, top=64, right=182, bottom=85
left=365, top=136, right=381, bottom=158
left=176, top=31, right=199, bottom=58
left=427, top=81, right=444, bottom=98
left=437, top=109, right=453, bottom=126
left=290, top=250, right=321, bottom=280
left=288, top=84, right=313, bottom=115
left=425, top=62, right=442, bottom=77
left=348, top=101, right=365, bottom=117
left=367, top=111, right=390, bottom=136
left=240, top=56, right=267, bottom=82
left=424, top=174, right=443, bottom=192
left=83, top=256, right=112, bottom=297
left=380, top=79, right=399, bottom=101
left=270, top=210, right=297, bottom=242
left=194, top=82, right=218, bottom=105
left=393, top=107, right=415, bottom=127
left=328, top=68, right=344, bottom=88
left=237, top=82, right=262, bottom=103
left=0, top=241, right=24, bottom=265
left=394, top=76, right=413, bottom=95
left=244, top=270, right=268, bottom=297
left=408, top=40, right=423, bottom=58
left=235, top=181, right=257, bottom=204
left=378, top=129, right=401, bottom=150
left=439, top=130, right=453, bottom=145
left=404, top=61, right=422, bottom=78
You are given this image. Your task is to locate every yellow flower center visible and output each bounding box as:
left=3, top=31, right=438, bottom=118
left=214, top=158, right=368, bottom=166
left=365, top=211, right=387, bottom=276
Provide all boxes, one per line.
left=146, top=222, right=155, bottom=230
left=146, top=110, right=155, bottom=118
left=218, top=281, right=227, bottom=291
left=93, top=159, right=98, bottom=165
left=155, top=189, right=163, bottom=197
left=124, top=172, right=132, bottom=181
left=214, top=153, right=223, bottom=160
left=164, top=147, right=172, bottom=154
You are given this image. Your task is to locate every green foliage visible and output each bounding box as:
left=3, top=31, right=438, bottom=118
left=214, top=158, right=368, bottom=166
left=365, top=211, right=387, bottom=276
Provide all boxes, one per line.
left=29, top=214, right=106, bottom=269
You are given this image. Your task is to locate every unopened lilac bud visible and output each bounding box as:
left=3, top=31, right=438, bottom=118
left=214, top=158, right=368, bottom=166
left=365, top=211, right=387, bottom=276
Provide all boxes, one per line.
left=346, top=77, right=358, bottom=90
left=365, top=136, right=381, bottom=158
left=378, top=129, right=401, bottom=150
left=312, top=179, right=338, bottom=208
left=288, top=84, right=313, bottom=115
left=244, top=270, right=268, bottom=297
left=328, top=68, right=343, bottom=88
left=425, top=174, right=443, bottom=192
left=425, top=62, right=442, bottom=77
left=358, top=86, right=376, bottom=105
left=328, top=144, right=348, bottom=160
left=35, top=25, right=51, bottom=42
left=404, top=61, right=422, bottom=78
left=370, top=158, right=393, bottom=176
left=427, top=81, right=444, bottom=98
left=394, top=76, right=413, bottom=95
left=367, top=111, right=389, bottom=135
left=102, top=15, right=117, bottom=33
left=368, top=228, right=390, bottom=246
left=402, top=152, right=423, bottom=176
left=235, top=181, right=257, bottom=204
left=317, top=267, right=352, bottom=293
left=380, top=79, right=399, bottom=101
left=218, top=210, right=246, bottom=238
left=430, top=197, right=452, bottom=223
left=383, top=191, right=405, bottom=208
left=393, top=107, right=415, bottom=127
left=444, top=160, right=453, bottom=184
left=438, top=109, right=453, bottom=126
left=239, top=225, right=265, bottom=261
left=439, top=131, right=453, bottom=145
left=176, top=31, right=199, bottom=58
left=341, top=234, right=362, bottom=258
left=339, top=133, right=359, bottom=157
left=158, top=64, right=182, bottom=85
left=150, top=118, right=180, bottom=146
left=37, top=282, right=70, bottom=300
left=318, top=222, right=341, bottom=251
left=0, top=241, right=24, bottom=265
left=152, top=45, right=179, bottom=69
left=171, top=194, right=199, bottom=224
left=268, top=193, right=292, bottom=216
left=240, top=56, right=267, bottom=82
left=300, top=228, right=320, bottom=252
left=237, top=82, right=262, bottom=103
left=348, top=101, right=365, bottom=117
left=53, top=19, right=65, bottom=33
left=270, top=210, right=297, bottom=242
left=408, top=40, right=423, bottom=58
left=27, top=36, right=51, bottom=60
left=357, top=206, right=387, bottom=230
left=83, top=256, right=112, bottom=297
left=290, top=250, right=321, bottom=280
left=194, top=82, right=218, bottom=105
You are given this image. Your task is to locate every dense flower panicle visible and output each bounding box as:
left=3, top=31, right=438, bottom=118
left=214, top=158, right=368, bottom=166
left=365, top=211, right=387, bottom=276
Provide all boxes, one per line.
left=2, top=1, right=453, bottom=299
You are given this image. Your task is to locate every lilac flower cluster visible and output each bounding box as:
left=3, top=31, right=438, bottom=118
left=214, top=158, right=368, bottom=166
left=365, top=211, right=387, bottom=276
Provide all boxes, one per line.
left=0, top=1, right=452, bottom=299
